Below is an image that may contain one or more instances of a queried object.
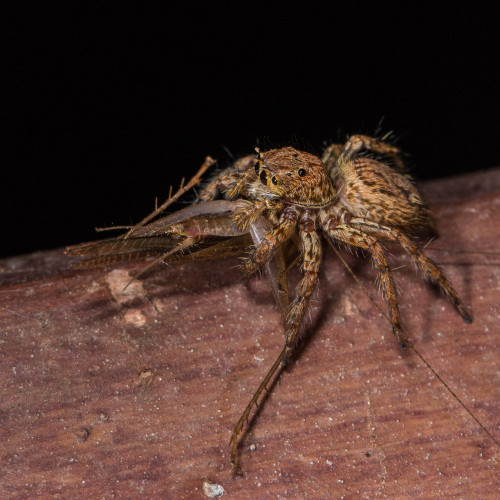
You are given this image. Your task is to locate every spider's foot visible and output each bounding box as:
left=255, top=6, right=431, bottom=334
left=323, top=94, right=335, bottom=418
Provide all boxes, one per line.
left=198, top=184, right=218, bottom=202
left=393, top=324, right=412, bottom=349
left=224, top=183, right=243, bottom=201
left=457, top=303, right=472, bottom=323
left=241, top=257, right=260, bottom=277
left=232, top=200, right=260, bottom=231
left=232, top=209, right=253, bottom=231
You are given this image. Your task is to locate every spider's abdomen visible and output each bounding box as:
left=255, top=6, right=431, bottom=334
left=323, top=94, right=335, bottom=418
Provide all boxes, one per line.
left=337, top=158, right=434, bottom=233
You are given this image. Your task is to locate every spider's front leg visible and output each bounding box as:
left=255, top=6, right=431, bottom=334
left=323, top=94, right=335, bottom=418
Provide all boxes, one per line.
left=242, top=217, right=323, bottom=353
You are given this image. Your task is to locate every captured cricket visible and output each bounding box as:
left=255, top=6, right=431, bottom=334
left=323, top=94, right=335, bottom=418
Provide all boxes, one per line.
left=66, top=134, right=499, bottom=470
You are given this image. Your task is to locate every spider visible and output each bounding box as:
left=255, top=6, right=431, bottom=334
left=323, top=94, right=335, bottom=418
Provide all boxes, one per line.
left=197, top=135, right=472, bottom=465
left=67, top=134, right=477, bottom=469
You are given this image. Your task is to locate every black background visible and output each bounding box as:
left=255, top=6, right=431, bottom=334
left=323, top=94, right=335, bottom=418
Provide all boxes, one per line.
left=4, top=3, right=499, bottom=258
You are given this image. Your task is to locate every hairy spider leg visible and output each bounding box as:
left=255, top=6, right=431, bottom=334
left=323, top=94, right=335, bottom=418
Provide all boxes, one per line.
left=325, top=223, right=409, bottom=348
left=337, top=134, right=405, bottom=170
left=323, top=134, right=405, bottom=178
left=232, top=200, right=268, bottom=231
left=199, top=154, right=256, bottom=202
left=349, top=219, right=472, bottom=323
left=321, top=142, right=344, bottom=176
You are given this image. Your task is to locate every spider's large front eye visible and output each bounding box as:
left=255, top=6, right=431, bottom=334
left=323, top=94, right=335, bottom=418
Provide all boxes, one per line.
left=260, top=170, right=267, bottom=185
left=298, top=168, right=307, bottom=177
left=271, top=176, right=278, bottom=185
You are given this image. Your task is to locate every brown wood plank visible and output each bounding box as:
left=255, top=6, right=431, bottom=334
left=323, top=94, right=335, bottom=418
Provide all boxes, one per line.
left=1, top=168, right=499, bottom=498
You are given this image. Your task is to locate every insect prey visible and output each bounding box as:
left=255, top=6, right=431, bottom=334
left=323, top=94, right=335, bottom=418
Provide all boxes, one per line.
left=66, top=134, right=499, bottom=469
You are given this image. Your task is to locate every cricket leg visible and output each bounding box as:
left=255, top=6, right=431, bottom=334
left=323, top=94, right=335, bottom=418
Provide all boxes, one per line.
left=230, top=230, right=321, bottom=468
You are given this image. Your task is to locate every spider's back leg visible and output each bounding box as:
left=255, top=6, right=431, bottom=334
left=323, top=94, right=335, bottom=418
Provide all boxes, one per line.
left=350, top=220, right=471, bottom=323
left=324, top=222, right=409, bottom=348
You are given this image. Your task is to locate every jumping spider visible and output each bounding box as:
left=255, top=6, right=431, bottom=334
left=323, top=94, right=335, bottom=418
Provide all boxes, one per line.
left=195, top=134, right=472, bottom=465
left=68, top=134, right=475, bottom=468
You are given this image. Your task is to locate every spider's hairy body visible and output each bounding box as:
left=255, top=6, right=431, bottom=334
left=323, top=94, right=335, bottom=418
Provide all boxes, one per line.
left=199, top=135, right=472, bottom=466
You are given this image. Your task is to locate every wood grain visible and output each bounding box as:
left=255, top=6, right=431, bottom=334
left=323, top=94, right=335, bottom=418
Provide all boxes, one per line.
left=1, top=169, right=499, bottom=498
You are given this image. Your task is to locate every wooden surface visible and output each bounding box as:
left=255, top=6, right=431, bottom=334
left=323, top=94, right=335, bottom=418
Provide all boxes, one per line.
left=1, top=169, right=499, bottom=499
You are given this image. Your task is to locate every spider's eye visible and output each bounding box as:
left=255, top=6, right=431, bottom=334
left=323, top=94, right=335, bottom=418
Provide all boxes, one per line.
left=260, top=170, right=267, bottom=185
left=271, top=176, right=278, bottom=185
left=298, top=168, right=307, bottom=177
left=254, top=161, right=260, bottom=174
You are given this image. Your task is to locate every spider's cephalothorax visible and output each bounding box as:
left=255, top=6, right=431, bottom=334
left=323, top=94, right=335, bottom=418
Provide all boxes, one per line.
left=251, top=146, right=337, bottom=207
